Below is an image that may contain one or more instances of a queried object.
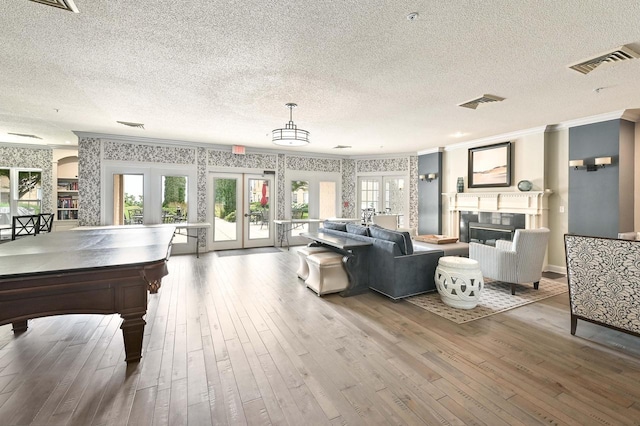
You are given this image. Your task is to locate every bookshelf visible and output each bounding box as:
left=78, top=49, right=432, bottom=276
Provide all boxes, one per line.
left=57, top=178, right=79, bottom=220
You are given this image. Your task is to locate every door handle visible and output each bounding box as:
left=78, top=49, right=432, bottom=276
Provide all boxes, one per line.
left=244, top=213, right=250, bottom=217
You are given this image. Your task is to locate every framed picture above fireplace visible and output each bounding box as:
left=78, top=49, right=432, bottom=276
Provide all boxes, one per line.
left=468, top=141, right=512, bottom=188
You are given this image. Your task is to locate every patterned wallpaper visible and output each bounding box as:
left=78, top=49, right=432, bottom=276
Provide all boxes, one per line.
left=0, top=145, right=53, bottom=214
left=78, top=138, right=102, bottom=226
left=104, top=141, right=196, bottom=164
left=208, top=150, right=277, bottom=169
left=341, top=159, right=356, bottom=219
left=74, top=137, right=419, bottom=245
left=195, top=148, right=207, bottom=248
left=286, top=155, right=341, bottom=173
left=356, top=157, right=409, bottom=174
left=277, top=154, right=285, bottom=220
left=354, top=156, right=417, bottom=230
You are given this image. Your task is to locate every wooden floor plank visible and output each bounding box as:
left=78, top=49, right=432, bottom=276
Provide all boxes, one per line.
left=0, top=250, right=638, bottom=425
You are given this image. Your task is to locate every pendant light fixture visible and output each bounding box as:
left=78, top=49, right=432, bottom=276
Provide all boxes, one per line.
left=272, top=103, right=310, bottom=146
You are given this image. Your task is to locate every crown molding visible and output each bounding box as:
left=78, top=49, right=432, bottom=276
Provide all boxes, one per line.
left=0, top=141, right=53, bottom=150
left=552, top=110, right=628, bottom=130
left=417, top=147, right=444, bottom=156
left=73, top=131, right=348, bottom=159
left=444, top=126, right=548, bottom=152
left=346, top=152, right=416, bottom=160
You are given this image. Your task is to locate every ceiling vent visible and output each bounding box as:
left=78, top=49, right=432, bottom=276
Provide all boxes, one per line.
left=458, top=94, right=505, bottom=110
left=569, top=45, right=640, bottom=75
left=332, top=145, right=352, bottom=149
left=8, top=133, right=42, bottom=139
left=29, top=0, right=79, bottom=13
left=117, top=121, right=145, bottom=129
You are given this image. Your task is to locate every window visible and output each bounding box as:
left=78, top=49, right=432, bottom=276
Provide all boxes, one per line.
left=358, top=175, right=407, bottom=227
left=0, top=168, right=42, bottom=225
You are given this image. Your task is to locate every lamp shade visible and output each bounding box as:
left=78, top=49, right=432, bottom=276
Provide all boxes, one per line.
left=595, top=157, right=612, bottom=166
left=569, top=159, right=584, bottom=168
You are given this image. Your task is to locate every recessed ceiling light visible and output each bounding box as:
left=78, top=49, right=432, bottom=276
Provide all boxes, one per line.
left=406, top=12, right=419, bottom=21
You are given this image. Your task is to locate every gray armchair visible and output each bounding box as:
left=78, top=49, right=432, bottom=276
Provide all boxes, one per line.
left=469, top=228, right=550, bottom=295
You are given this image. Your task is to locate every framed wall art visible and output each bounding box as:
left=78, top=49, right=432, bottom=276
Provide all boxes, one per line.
left=468, top=142, right=512, bottom=188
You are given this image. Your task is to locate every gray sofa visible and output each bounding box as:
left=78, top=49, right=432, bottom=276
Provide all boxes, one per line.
left=318, top=221, right=444, bottom=300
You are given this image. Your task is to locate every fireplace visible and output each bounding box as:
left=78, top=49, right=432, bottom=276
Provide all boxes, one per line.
left=445, top=191, right=552, bottom=243
left=459, top=211, right=525, bottom=246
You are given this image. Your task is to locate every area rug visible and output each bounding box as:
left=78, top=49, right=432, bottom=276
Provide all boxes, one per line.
left=405, top=277, right=567, bottom=324
left=216, top=247, right=283, bottom=257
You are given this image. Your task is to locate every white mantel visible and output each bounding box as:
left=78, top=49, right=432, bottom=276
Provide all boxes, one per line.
left=444, top=190, right=552, bottom=237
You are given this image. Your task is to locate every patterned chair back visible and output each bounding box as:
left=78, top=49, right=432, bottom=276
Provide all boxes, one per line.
left=565, top=234, right=640, bottom=335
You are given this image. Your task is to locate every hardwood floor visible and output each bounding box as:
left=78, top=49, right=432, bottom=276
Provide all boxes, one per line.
left=1, top=248, right=640, bottom=425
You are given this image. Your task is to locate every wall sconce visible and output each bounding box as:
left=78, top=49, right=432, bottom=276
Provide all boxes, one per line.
left=419, top=173, right=437, bottom=182
left=569, top=157, right=612, bottom=171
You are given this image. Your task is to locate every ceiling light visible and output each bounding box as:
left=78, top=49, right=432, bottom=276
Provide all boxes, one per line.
left=272, top=103, right=310, bottom=147
left=29, top=0, right=79, bottom=13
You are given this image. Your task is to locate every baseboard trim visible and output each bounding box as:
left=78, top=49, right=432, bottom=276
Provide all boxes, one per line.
left=545, top=264, right=567, bottom=275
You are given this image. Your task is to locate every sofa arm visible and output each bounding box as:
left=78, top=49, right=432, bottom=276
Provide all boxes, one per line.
left=469, top=242, right=517, bottom=282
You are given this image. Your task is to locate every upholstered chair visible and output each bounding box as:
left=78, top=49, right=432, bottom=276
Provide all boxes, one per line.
left=371, top=214, right=398, bottom=230
left=469, top=228, right=550, bottom=295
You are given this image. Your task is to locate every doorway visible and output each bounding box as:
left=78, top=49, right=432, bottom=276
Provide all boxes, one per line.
left=210, top=173, right=274, bottom=250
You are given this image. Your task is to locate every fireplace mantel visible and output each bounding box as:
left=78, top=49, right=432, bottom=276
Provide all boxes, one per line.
left=444, top=190, right=552, bottom=237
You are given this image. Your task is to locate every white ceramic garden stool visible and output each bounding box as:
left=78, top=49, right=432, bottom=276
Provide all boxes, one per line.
left=305, top=252, right=349, bottom=296
left=296, top=245, right=330, bottom=280
left=434, top=256, right=484, bottom=309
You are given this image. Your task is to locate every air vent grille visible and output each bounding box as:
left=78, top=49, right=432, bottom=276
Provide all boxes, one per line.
left=8, top=133, right=42, bottom=139
left=458, top=94, right=505, bottom=110
left=569, top=45, right=640, bottom=75
left=332, top=145, right=352, bottom=149
left=29, top=0, right=79, bottom=13
left=117, top=121, right=145, bottom=129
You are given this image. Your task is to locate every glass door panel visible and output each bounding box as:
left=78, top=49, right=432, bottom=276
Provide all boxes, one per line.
left=245, top=176, right=272, bottom=246
left=113, top=174, right=144, bottom=225
left=162, top=175, right=188, bottom=243
left=290, top=180, right=308, bottom=237
left=359, top=178, right=380, bottom=224
left=384, top=177, right=406, bottom=227
left=213, top=176, right=240, bottom=244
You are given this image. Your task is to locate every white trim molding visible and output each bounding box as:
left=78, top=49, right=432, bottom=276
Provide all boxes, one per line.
left=444, top=190, right=553, bottom=238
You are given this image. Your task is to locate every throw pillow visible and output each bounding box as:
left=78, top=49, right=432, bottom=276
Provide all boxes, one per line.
left=322, top=221, right=347, bottom=232
left=346, top=223, right=369, bottom=236
left=368, top=226, right=414, bottom=255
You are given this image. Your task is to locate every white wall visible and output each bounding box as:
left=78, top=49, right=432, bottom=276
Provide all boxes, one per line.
left=545, top=129, right=569, bottom=272
left=441, top=130, right=570, bottom=271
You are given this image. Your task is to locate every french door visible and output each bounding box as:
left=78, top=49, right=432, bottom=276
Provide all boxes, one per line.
left=358, top=175, right=407, bottom=228
left=210, top=173, right=274, bottom=250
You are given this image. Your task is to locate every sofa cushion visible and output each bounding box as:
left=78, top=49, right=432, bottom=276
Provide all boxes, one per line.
left=322, top=221, right=347, bottom=232
left=346, top=223, right=369, bottom=236
left=368, top=226, right=414, bottom=255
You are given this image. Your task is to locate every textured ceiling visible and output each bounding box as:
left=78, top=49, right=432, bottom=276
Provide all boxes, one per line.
left=1, top=1, right=640, bottom=155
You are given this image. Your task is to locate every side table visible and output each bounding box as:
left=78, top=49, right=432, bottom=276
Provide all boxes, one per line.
left=434, top=256, right=484, bottom=309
